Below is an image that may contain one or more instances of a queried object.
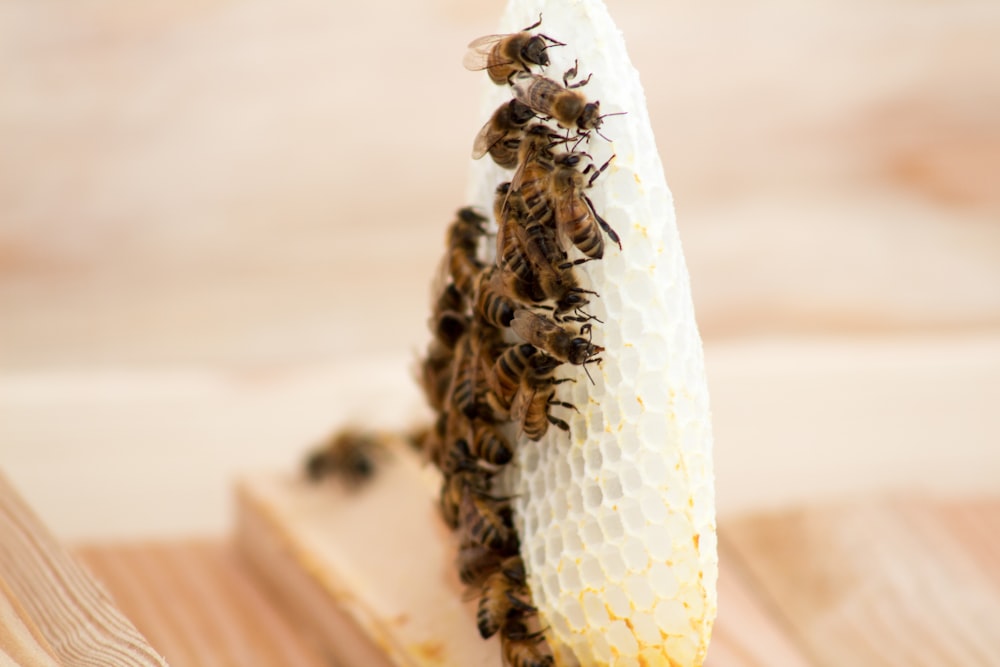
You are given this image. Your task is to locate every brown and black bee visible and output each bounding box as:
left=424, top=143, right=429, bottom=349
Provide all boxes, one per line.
left=472, top=100, right=537, bottom=169
left=511, top=63, right=601, bottom=134
left=464, top=15, right=564, bottom=85
left=304, top=429, right=389, bottom=489
left=511, top=310, right=603, bottom=366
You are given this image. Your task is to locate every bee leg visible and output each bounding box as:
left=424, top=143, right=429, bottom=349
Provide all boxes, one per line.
left=522, top=12, right=544, bottom=32
left=547, top=414, right=571, bottom=432
left=562, top=59, right=579, bottom=86
left=581, top=155, right=612, bottom=186
left=557, top=257, right=592, bottom=270
left=565, top=64, right=593, bottom=89
left=506, top=590, right=538, bottom=614
left=549, top=398, right=578, bottom=413
left=584, top=194, right=622, bottom=250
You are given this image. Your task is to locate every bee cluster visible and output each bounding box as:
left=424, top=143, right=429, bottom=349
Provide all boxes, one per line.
left=415, top=16, right=622, bottom=667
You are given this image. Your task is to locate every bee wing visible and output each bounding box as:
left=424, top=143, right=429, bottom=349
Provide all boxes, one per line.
left=463, top=34, right=507, bottom=71
left=509, top=308, right=537, bottom=343
left=509, top=140, right=538, bottom=191
left=509, top=73, right=537, bottom=109
left=471, top=116, right=503, bottom=160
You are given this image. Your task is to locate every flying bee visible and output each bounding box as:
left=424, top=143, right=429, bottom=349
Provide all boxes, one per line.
left=549, top=151, right=621, bottom=258
left=472, top=100, right=536, bottom=169
left=511, top=373, right=576, bottom=441
left=477, top=557, right=535, bottom=639
left=511, top=66, right=602, bottom=135
left=304, top=428, right=388, bottom=489
left=460, top=485, right=516, bottom=551
left=474, top=267, right=516, bottom=329
left=511, top=310, right=604, bottom=366
left=446, top=207, right=488, bottom=297
left=463, top=15, right=565, bottom=85
left=501, top=621, right=554, bottom=667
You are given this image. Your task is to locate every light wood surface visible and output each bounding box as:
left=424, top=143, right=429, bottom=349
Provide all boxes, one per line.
left=0, top=473, right=167, bottom=667
left=74, top=484, right=1000, bottom=666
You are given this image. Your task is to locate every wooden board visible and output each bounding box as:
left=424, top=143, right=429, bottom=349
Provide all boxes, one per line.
left=70, top=488, right=1000, bottom=666
left=76, top=541, right=331, bottom=667
left=722, top=498, right=1000, bottom=666
left=0, top=473, right=167, bottom=667
left=232, top=450, right=813, bottom=667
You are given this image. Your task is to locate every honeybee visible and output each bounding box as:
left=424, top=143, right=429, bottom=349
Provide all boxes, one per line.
left=463, top=15, right=564, bottom=85
left=460, top=485, right=516, bottom=551
left=495, top=187, right=547, bottom=305
left=509, top=123, right=563, bottom=196
left=447, top=207, right=488, bottom=297
left=487, top=343, right=561, bottom=412
left=470, top=419, right=513, bottom=466
left=512, top=213, right=597, bottom=321
left=511, top=65, right=602, bottom=134
left=448, top=334, right=485, bottom=419
left=438, top=426, right=478, bottom=476
left=432, top=309, right=468, bottom=349
left=440, top=467, right=490, bottom=530
left=457, top=541, right=508, bottom=586
left=419, top=337, right=456, bottom=412
left=550, top=151, right=621, bottom=258
left=477, top=557, right=535, bottom=639
left=474, top=267, right=516, bottom=329
left=304, top=429, right=388, bottom=488
left=511, top=373, right=576, bottom=441
left=501, top=621, right=553, bottom=667
left=511, top=310, right=603, bottom=366
left=472, top=100, right=536, bottom=169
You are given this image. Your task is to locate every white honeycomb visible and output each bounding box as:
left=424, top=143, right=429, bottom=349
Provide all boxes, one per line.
left=465, top=1, right=718, bottom=665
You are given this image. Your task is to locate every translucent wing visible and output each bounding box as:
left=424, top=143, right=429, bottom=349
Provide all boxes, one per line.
left=509, top=139, right=538, bottom=192
left=463, top=34, right=507, bottom=71
left=509, top=73, right=537, bottom=109
left=471, top=115, right=503, bottom=160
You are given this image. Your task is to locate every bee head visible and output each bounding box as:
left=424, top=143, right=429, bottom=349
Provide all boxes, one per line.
left=521, top=35, right=551, bottom=67
left=568, top=338, right=604, bottom=365
left=577, top=101, right=602, bottom=131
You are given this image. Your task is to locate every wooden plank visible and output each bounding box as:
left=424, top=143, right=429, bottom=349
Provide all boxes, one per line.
left=76, top=542, right=331, bottom=667
left=0, top=472, right=167, bottom=666
left=233, top=445, right=802, bottom=667
left=723, top=498, right=1000, bottom=666
left=234, top=443, right=499, bottom=667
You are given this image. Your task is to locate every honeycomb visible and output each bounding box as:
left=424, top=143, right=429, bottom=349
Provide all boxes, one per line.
left=466, top=1, right=718, bottom=665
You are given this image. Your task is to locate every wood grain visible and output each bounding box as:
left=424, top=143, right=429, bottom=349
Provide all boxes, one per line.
left=0, top=473, right=167, bottom=666
left=76, top=542, right=331, bottom=667
left=722, top=498, right=1000, bottom=666
left=234, top=459, right=816, bottom=667
left=70, top=494, right=1000, bottom=667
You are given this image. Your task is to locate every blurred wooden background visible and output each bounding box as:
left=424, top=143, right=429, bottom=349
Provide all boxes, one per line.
left=2, top=0, right=999, bottom=540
